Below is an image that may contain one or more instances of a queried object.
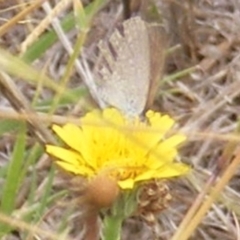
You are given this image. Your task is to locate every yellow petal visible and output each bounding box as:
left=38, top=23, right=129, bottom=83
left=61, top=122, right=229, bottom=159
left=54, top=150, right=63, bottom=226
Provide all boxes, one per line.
left=149, top=148, right=178, bottom=165
left=46, top=145, right=95, bottom=175
left=46, top=145, right=83, bottom=166
left=145, top=158, right=163, bottom=169
left=103, top=108, right=125, bottom=125
left=135, top=170, right=156, bottom=182
left=53, top=124, right=99, bottom=169
left=136, top=163, right=190, bottom=182
left=153, top=134, right=186, bottom=163
left=153, top=163, right=190, bottom=178
left=144, top=111, right=175, bottom=149
left=56, top=161, right=93, bottom=176
left=52, top=124, right=83, bottom=152
left=147, top=111, right=174, bottom=132
left=118, top=178, right=135, bottom=189
left=81, top=110, right=102, bottom=136
left=164, top=134, right=187, bottom=147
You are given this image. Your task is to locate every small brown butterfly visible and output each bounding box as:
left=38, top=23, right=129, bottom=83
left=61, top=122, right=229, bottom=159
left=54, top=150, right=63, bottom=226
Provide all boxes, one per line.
left=93, top=16, right=167, bottom=116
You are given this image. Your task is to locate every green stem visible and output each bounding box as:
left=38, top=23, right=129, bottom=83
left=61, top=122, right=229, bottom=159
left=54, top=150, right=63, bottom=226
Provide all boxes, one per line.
left=102, top=214, right=123, bottom=240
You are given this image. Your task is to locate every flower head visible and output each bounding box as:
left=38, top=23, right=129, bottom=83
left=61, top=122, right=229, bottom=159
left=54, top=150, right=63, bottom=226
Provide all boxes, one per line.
left=46, top=108, right=189, bottom=190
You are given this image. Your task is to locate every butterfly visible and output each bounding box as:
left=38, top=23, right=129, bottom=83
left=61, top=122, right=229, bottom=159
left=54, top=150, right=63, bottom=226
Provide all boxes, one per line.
left=92, top=16, right=167, bottom=116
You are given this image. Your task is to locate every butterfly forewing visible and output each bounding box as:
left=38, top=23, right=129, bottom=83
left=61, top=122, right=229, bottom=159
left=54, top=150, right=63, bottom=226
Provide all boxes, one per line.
left=95, top=17, right=150, bottom=116
left=94, top=17, right=166, bottom=116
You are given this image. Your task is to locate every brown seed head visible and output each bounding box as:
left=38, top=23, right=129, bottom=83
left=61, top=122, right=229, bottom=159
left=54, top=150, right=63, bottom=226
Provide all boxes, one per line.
left=137, top=180, right=172, bottom=225
left=85, top=174, right=120, bottom=209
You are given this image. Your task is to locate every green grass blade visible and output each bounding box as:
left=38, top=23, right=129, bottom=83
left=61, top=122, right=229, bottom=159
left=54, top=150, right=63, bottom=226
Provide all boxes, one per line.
left=21, top=12, right=75, bottom=63
left=21, top=0, right=108, bottom=63
left=0, top=120, right=21, bottom=136
left=33, top=166, right=55, bottom=222
left=0, top=123, right=27, bottom=235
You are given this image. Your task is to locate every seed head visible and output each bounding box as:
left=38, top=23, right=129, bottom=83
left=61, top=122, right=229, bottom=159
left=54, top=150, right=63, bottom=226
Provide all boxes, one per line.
left=85, top=174, right=120, bottom=209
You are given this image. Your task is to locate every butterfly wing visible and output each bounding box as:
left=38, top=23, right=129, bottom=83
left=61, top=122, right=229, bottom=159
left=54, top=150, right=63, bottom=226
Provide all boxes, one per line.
left=145, top=23, right=167, bottom=111
left=94, top=17, right=166, bottom=116
left=94, top=17, right=150, bottom=116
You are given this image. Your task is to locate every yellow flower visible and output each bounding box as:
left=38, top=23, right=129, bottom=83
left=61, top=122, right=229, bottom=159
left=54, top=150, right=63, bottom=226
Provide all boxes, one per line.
left=46, top=108, right=189, bottom=190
